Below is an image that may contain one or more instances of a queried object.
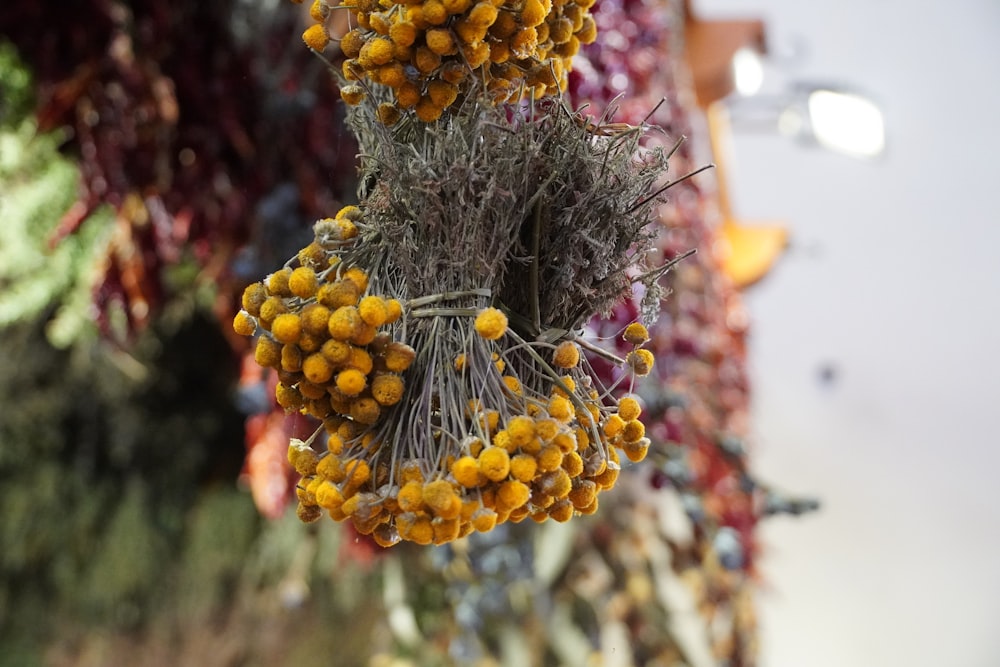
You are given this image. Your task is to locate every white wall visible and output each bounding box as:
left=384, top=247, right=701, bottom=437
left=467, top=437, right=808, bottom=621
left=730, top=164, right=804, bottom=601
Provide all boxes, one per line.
left=694, top=2, right=1000, bottom=665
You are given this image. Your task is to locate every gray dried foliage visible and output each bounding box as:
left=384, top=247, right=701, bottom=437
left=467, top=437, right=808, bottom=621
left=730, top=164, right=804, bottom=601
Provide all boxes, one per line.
left=345, top=94, right=673, bottom=337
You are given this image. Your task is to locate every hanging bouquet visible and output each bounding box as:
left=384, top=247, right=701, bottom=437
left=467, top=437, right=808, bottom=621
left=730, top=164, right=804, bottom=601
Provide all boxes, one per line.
left=233, top=0, right=702, bottom=546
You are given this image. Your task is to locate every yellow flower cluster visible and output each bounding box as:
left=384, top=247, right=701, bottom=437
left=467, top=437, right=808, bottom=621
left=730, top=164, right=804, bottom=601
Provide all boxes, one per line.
left=292, top=339, right=648, bottom=545
left=235, top=206, right=411, bottom=432
left=299, top=0, right=598, bottom=121
left=238, top=207, right=655, bottom=545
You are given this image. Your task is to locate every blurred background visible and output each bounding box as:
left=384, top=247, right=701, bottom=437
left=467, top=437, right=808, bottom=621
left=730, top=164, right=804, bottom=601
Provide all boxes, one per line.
left=693, top=0, right=1000, bottom=665
left=2, top=0, right=996, bottom=666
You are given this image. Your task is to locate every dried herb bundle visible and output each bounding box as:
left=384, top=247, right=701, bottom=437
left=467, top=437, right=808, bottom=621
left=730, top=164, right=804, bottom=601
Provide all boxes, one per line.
left=350, top=96, right=672, bottom=333
left=232, top=0, right=692, bottom=546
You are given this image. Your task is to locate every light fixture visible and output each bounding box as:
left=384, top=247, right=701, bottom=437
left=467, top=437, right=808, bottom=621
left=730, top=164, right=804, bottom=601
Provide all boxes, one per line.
left=731, top=82, right=886, bottom=159
left=731, top=46, right=765, bottom=97
left=803, top=87, right=885, bottom=158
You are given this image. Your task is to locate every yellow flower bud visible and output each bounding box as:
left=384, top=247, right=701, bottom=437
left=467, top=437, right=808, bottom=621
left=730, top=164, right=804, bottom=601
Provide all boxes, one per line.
left=474, top=307, right=508, bottom=340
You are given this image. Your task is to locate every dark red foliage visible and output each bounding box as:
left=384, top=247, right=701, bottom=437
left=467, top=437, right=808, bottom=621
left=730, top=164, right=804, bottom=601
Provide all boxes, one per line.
left=0, top=0, right=358, bottom=337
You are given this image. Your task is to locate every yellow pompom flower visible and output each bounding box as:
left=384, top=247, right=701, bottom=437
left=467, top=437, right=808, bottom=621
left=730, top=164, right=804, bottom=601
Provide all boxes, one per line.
left=371, top=373, right=405, bottom=406
left=454, top=18, right=487, bottom=45
left=384, top=298, right=403, bottom=324
left=623, top=322, right=650, bottom=345
left=576, top=15, right=597, bottom=44
left=603, top=413, right=625, bottom=438
left=474, top=307, right=508, bottom=340
left=536, top=444, right=563, bottom=472
left=340, top=84, right=366, bottom=106
left=406, top=515, right=434, bottom=545
left=471, top=507, right=497, bottom=532
left=549, top=16, right=574, bottom=45
left=502, top=375, right=522, bottom=396
left=377, top=102, right=402, bottom=126
left=547, top=394, right=573, bottom=422
left=498, top=479, right=530, bottom=509
left=548, top=498, right=574, bottom=522
left=343, top=267, right=369, bottom=292
left=533, top=418, right=558, bottom=443
left=395, top=81, right=422, bottom=109
left=397, top=480, right=425, bottom=512
left=302, top=23, right=330, bottom=51
left=627, top=348, right=655, bottom=376
left=520, top=0, right=546, bottom=27
left=552, top=340, right=580, bottom=368
left=343, top=459, right=371, bottom=490
left=266, top=267, right=292, bottom=296
left=298, top=303, right=330, bottom=337
left=258, top=296, right=286, bottom=327
left=421, top=0, right=448, bottom=23
left=241, top=282, right=267, bottom=316
left=288, top=443, right=319, bottom=476
left=469, top=2, right=499, bottom=27
left=276, top=383, right=304, bottom=410
left=269, top=313, right=301, bottom=345
left=326, top=432, right=345, bottom=455
left=316, top=454, right=346, bottom=482
left=562, top=450, right=584, bottom=477
left=540, top=468, right=572, bottom=498
left=451, top=455, right=482, bottom=488
left=318, top=279, right=360, bottom=309
left=321, top=338, right=352, bottom=365
left=299, top=381, right=328, bottom=401
left=622, top=419, right=645, bottom=443
left=413, top=46, right=442, bottom=76
left=233, top=310, right=257, bottom=336
left=462, top=42, right=492, bottom=69
left=425, top=28, right=456, bottom=56
left=358, top=295, right=388, bottom=327
left=617, top=395, right=641, bottom=422
left=492, top=429, right=514, bottom=453
left=568, top=479, right=597, bottom=509
left=509, top=453, right=537, bottom=483
left=301, top=353, right=332, bottom=384
left=478, top=446, right=511, bottom=482
left=335, top=368, right=367, bottom=396
left=315, top=481, right=345, bottom=511
left=432, top=517, right=461, bottom=543
left=511, top=26, right=538, bottom=59
left=388, top=20, right=418, bottom=47
left=350, top=397, right=381, bottom=425
left=443, top=0, right=472, bottom=13
left=622, top=437, right=650, bottom=463
left=414, top=97, right=444, bottom=123
left=289, top=267, right=318, bottom=298
left=328, top=306, right=362, bottom=341
left=506, top=415, right=535, bottom=447
left=427, top=80, right=459, bottom=108
left=340, top=29, right=366, bottom=58
left=383, top=341, right=416, bottom=372
left=552, top=431, right=576, bottom=454
left=422, top=479, right=457, bottom=515
left=593, top=464, right=618, bottom=490
left=297, top=502, right=323, bottom=523
left=359, top=37, right=395, bottom=67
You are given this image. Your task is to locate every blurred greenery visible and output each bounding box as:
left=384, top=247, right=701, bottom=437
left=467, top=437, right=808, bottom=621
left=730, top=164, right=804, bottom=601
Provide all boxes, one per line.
left=0, top=41, right=114, bottom=349
left=0, top=41, right=391, bottom=665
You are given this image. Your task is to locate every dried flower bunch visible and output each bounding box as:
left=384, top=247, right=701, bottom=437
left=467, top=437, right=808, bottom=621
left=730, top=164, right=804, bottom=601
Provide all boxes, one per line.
left=297, top=0, right=597, bottom=120
left=233, top=0, right=686, bottom=546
